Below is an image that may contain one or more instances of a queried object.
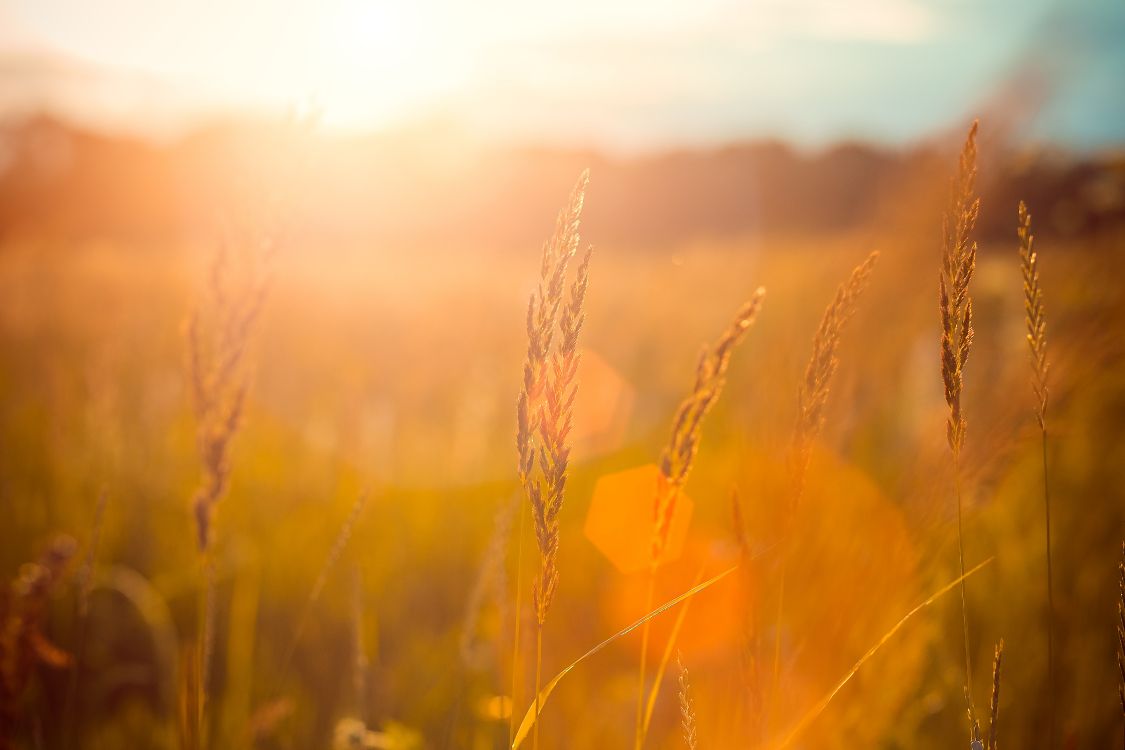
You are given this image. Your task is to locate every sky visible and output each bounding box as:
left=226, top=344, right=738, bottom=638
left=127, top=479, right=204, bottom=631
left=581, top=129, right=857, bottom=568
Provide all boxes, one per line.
left=0, top=0, right=1122, bottom=152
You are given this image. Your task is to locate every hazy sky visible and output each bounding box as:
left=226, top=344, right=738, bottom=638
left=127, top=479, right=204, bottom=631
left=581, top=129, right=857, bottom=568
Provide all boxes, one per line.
left=0, top=0, right=1122, bottom=151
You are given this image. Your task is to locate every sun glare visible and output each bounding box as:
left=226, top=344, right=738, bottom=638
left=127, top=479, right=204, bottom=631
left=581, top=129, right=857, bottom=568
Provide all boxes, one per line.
left=305, top=0, right=462, bottom=129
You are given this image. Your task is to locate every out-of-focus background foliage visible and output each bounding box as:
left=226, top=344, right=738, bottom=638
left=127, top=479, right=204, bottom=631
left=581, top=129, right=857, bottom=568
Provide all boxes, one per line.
left=1, top=1, right=1124, bottom=748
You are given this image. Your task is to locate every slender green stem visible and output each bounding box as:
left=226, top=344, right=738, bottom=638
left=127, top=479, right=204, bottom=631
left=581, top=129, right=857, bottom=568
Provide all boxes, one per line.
left=533, top=623, right=543, bottom=750
left=634, top=568, right=656, bottom=750
left=953, top=450, right=975, bottom=718
left=1040, top=427, right=1055, bottom=748
left=510, top=501, right=528, bottom=746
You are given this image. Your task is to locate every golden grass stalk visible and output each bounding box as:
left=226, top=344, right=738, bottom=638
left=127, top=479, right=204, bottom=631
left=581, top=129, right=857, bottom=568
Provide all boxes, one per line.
left=513, top=169, right=592, bottom=750
left=511, top=566, right=738, bottom=748
left=985, top=639, right=1003, bottom=750
left=770, top=557, right=993, bottom=750
left=676, top=652, right=699, bottom=750
left=638, top=289, right=765, bottom=750
left=769, top=251, right=879, bottom=719
left=186, top=236, right=272, bottom=747
left=938, top=120, right=980, bottom=723
left=1018, top=199, right=1055, bottom=745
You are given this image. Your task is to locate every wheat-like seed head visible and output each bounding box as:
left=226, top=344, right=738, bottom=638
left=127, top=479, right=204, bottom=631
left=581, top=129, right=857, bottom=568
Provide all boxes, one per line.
left=188, top=239, right=271, bottom=551
left=1018, top=201, right=1049, bottom=428
left=939, top=121, right=980, bottom=458
left=676, top=651, right=699, bottom=750
left=652, top=288, right=765, bottom=564
left=516, top=170, right=592, bottom=626
left=986, top=639, right=1003, bottom=750
left=790, top=250, right=879, bottom=507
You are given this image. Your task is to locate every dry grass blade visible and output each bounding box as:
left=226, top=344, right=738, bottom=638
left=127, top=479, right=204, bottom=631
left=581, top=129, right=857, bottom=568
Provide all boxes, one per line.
left=790, top=250, right=879, bottom=506
left=653, top=287, right=765, bottom=564
left=641, top=566, right=705, bottom=737
left=676, top=652, right=698, bottom=750
left=986, top=639, right=1003, bottom=750
left=511, top=566, right=738, bottom=748
left=770, top=556, right=994, bottom=750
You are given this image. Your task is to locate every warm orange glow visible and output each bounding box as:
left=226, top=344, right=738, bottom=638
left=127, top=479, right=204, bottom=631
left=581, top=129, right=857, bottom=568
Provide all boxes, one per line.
left=585, top=464, right=694, bottom=574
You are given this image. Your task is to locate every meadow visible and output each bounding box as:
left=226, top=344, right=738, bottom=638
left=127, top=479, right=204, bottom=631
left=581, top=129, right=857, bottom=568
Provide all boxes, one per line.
left=1, top=120, right=1124, bottom=749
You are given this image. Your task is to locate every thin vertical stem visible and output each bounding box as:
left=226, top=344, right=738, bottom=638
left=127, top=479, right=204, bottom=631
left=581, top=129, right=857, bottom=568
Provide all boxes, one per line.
left=197, top=551, right=217, bottom=750
left=953, top=450, right=975, bottom=717
left=510, top=501, right=528, bottom=746
left=1040, top=428, right=1055, bottom=748
left=533, top=623, right=544, bottom=750
left=768, top=549, right=789, bottom=734
left=634, top=569, right=656, bottom=750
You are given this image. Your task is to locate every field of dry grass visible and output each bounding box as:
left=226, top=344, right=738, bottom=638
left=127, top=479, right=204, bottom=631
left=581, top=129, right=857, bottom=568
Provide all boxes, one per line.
left=1, top=125, right=1125, bottom=749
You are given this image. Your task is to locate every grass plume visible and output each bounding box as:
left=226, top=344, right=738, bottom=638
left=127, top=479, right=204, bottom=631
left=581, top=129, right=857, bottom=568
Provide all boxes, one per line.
left=677, top=652, right=699, bottom=750
left=789, top=250, right=879, bottom=507
left=653, top=289, right=766, bottom=564
left=940, top=121, right=980, bottom=460
left=1019, top=199, right=1055, bottom=745
left=187, top=239, right=272, bottom=552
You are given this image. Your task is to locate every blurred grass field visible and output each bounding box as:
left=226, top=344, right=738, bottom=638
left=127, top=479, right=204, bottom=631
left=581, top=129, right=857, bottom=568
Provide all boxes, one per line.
left=1, top=140, right=1124, bottom=749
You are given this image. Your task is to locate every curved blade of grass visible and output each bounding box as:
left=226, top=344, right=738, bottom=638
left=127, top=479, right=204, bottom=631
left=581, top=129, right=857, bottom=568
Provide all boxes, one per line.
left=511, top=565, right=737, bottom=748
left=641, top=565, right=706, bottom=740
left=770, top=556, right=994, bottom=750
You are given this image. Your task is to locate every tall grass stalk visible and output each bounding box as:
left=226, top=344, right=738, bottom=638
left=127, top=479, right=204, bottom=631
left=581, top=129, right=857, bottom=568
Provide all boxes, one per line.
left=186, top=237, right=272, bottom=746
left=509, top=501, right=527, bottom=746
left=768, top=251, right=878, bottom=726
left=514, top=170, right=592, bottom=750
left=938, top=120, right=980, bottom=726
left=636, top=289, right=765, bottom=750
left=1018, top=200, right=1054, bottom=744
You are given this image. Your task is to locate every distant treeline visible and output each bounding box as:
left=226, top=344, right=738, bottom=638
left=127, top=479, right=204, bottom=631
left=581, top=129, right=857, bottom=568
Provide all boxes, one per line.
left=0, top=115, right=1121, bottom=248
